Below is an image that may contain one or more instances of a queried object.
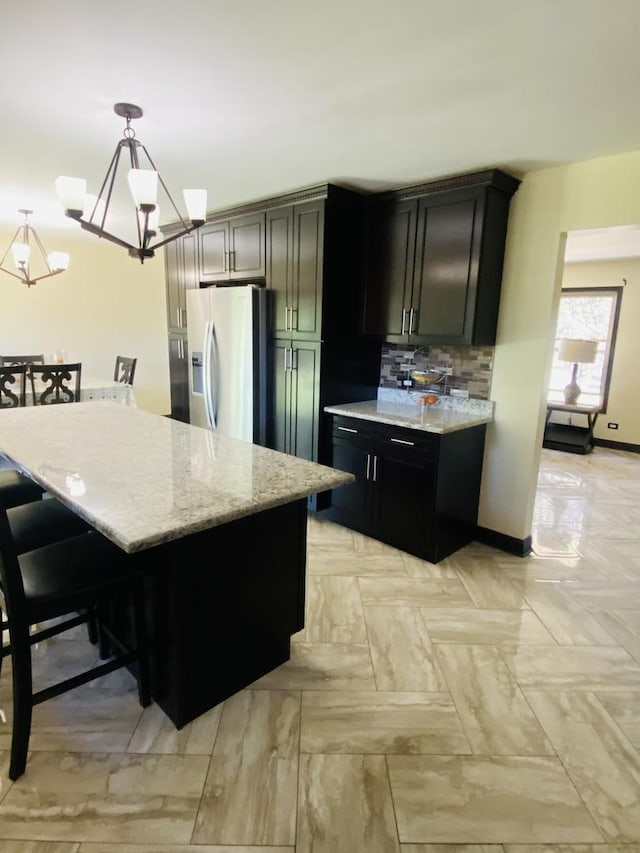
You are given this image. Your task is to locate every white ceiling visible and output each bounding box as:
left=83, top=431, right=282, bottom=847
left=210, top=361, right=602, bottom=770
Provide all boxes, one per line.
left=2, top=0, right=640, bottom=261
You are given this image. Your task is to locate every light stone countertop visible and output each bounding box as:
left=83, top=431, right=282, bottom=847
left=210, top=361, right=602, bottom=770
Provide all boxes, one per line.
left=325, top=392, right=494, bottom=434
left=0, top=402, right=353, bottom=553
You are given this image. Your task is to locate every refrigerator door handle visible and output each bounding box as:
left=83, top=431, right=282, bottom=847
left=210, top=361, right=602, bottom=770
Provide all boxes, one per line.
left=203, top=320, right=217, bottom=429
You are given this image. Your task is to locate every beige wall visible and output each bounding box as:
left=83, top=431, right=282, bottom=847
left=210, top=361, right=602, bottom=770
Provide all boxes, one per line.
left=562, top=257, right=639, bottom=445
left=0, top=227, right=171, bottom=415
left=480, top=149, right=640, bottom=541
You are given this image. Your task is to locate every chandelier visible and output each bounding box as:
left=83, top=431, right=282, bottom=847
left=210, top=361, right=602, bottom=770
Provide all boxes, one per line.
left=0, top=209, right=69, bottom=287
left=55, top=103, right=207, bottom=263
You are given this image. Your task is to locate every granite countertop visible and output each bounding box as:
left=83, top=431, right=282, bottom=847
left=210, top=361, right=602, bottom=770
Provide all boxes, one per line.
left=325, top=390, right=494, bottom=434
left=0, top=402, right=353, bottom=553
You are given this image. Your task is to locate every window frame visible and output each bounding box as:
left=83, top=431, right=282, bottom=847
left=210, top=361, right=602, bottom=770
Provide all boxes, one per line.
left=549, top=285, right=623, bottom=411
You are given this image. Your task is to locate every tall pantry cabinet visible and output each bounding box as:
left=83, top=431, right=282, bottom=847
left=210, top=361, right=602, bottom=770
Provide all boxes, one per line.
left=264, top=185, right=381, bottom=509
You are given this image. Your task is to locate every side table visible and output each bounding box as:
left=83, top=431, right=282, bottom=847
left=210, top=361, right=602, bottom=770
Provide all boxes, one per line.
left=543, top=402, right=602, bottom=454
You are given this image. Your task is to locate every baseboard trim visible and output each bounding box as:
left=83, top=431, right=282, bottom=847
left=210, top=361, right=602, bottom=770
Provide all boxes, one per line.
left=474, top=526, right=532, bottom=557
left=594, top=438, right=640, bottom=454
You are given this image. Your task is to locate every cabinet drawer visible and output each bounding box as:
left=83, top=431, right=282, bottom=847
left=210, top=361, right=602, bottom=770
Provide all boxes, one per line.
left=332, top=415, right=377, bottom=443
left=377, top=424, right=438, bottom=459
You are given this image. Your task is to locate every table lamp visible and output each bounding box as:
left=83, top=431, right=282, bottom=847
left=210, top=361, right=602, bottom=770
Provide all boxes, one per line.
left=558, top=338, right=597, bottom=404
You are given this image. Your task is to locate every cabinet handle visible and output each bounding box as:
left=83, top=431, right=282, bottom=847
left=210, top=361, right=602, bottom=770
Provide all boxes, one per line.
left=224, top=251, right=229, bottom=272
left=284, top=347, right=290, bottom=372
left=176, top=308, right=181, bottom=326
left=401, top=308, right=407, bottom=335
left=372, top=455, right=378, bottom=482
left=230, top=250, right=236, bottom=271
left=390, top=437, right=415, bottom=446
left=408, top=307, right=415, bottom=335
left=337, top=426, right=358, bottom=433
left=285, top=306, right=291, bottom=331
left=366, top=453, right=371, bottom=480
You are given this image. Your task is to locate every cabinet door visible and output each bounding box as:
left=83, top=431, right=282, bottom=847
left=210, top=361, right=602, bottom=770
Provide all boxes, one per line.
left=165, top=232, right=199, bottom=330
left=199, top=221, right=229, bottom=281
left=291, top=201, right=324, bottom=341
left=266, top=206, right=294, bottom=336
left=168, top=332, right=189, bottom=422
left=288, top=341, right=321, bottom=461
left=229, top=212, right=265, bottom=279
left=329, top=435, right=372, bottom=533
left=268, top=339, right=291, bottom=455
left=375, top=447, right=436, bottom=558
left=362, top=198, right=417, bottom=340
left=267, top=339, right=320, bottom=461
left=411, top=190, right=482, bottom=343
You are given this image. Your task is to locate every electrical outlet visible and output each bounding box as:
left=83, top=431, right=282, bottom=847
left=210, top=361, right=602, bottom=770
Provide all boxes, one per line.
left=449, top=389, right=469, bottom=399
left=440, top=367, right=453, bottom=376
left=607, top=422, right=619, bottom=429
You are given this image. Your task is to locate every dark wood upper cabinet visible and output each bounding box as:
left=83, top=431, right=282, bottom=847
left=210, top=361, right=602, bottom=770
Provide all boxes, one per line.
left=361, top=169, right=521, bottom=346
left=166, top=231, right=199, bottom=331
left=199, top=212, right=265, bottom=282
left=266, top=201, right=324, bottom=341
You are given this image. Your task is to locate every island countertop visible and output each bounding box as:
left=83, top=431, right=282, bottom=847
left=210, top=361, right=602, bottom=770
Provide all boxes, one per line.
left=0, top=401, right=353, bottom=553
left=325, top=394, right=494, bottom=434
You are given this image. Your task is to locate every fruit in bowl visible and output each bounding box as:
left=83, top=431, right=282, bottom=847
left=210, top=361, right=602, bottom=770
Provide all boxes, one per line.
left=418, top=394, right=439, bottom=406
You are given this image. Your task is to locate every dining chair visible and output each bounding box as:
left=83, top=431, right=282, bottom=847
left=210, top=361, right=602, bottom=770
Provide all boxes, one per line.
left=0, top=507, right=151, bottom=780
left=0, top=364, right=28, bottom=409
left=114, top=355, right=137, bottom=385
left=29, top=362, right=82, bottom=405
left=0, top=354, right=45, bottom=367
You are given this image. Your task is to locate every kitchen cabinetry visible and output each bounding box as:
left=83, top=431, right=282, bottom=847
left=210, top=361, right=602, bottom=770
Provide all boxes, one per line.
left=361, top=169, right=521, bottom=346
left=266, top=201, right=324, bottom=340
left=269, top=338, right=321, bottom=462
left=199, top=212, right=265, bottom=282
left=166, top=231, right=199, bottom=331
left=325, top=414, right=487, bottom=562
left=168, top=331, right=189, bottom=422
left=164, top=231, right=199, bottom=421
left=265, top=185, right=381, bottom=501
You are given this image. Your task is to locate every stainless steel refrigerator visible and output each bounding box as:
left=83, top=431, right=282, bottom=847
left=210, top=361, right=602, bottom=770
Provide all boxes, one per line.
left=186, top=284, right=268, bottom=444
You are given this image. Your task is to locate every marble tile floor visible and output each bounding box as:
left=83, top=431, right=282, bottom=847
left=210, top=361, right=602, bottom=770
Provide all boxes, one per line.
left=1, top=446, right=640, bottom=851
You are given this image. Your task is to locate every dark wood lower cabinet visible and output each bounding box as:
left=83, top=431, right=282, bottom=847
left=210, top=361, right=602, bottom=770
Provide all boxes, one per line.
left=268, top=338, right=321, bottom=462
left=324, top=415, right=487, bottom=563
left=168, top=332, right=189, bottom=422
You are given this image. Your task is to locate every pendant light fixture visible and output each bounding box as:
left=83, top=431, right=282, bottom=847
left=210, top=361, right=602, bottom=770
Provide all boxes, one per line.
left=55, top=103, right=207, bottom=263
left=0, top=209, right=70, bottom=287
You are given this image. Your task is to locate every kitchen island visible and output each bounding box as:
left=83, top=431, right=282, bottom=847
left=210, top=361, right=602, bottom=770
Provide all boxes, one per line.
left=0, top=402, right=353, bottom=727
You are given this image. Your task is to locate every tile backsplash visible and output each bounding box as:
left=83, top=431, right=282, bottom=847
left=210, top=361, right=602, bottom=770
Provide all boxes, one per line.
left=379, top=344, right=493, bottom=399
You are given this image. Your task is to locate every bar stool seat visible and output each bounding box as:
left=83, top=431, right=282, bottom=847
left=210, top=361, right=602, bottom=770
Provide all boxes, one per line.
left=0, top=512, right=151, bottom=781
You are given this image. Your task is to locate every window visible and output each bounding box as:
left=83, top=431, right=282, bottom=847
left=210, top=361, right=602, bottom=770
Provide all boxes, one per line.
left=548, top=286, right=622, bottom=408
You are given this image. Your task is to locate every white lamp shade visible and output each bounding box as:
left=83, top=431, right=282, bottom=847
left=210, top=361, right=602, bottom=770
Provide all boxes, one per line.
left=11, top=242, right=29, bottom=267
left=558, top=338, right=598, bottom=364
left=183, top=188, right=207, bottom=222
left=47, top=251, right=70, bottom=271
left=128, top=169, right=158, bottom=208
left=55, top=176, right=87, bottom=213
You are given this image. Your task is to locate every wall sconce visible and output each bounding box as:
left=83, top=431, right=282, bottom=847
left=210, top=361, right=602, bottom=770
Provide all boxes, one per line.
left=0, top=209, right=69, bottom=287
left=55, top=102, right=207, bottom=264
left=558, top=338, right=598, bottom=404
